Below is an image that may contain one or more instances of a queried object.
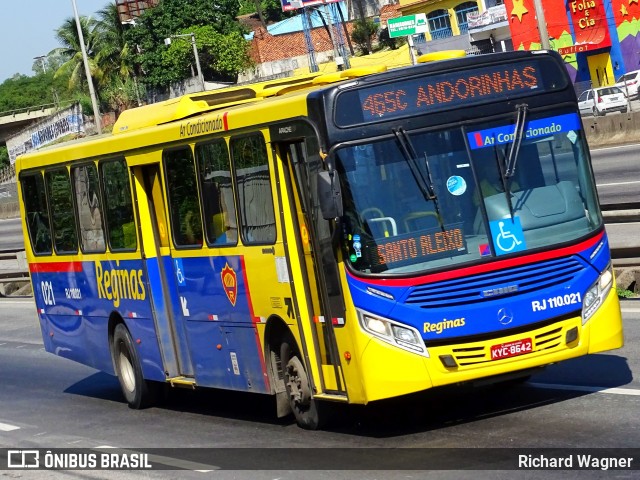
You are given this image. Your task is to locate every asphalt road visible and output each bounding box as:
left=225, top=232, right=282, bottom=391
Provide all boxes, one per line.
left=0, top=297, right=639, bottom=479
left=591, top=143, right=640, bottom=206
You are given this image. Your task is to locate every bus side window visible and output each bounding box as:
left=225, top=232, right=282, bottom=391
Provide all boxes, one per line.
left=231, top=133, right=276, bottom=245
left=21, top=172, right=52, bottom=255
left=164, top=147, right=203, bottom=248
left=100, top=158, right=137, bottom=251
left=195, top=139, right=238, bottom=246
left=44, top=168, right=78, bottom=254
left=72, top=164, right=106, bottom=253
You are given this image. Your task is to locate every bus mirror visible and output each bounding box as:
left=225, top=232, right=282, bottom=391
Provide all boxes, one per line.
left=317, top=171, right=343, bottom=219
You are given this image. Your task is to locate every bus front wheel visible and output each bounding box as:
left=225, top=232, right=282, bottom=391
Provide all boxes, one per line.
left=112, top=323, right=159, bottom=409
left=280, top=337, right=324, bottom=430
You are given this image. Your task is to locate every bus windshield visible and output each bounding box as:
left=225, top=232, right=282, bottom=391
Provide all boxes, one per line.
left=335, top=110, right=601, bottom=274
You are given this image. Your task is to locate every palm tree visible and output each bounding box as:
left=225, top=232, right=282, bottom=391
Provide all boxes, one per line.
left=51, top=15, right=101, bottom=92
left=93, top=2, right=143, bottom=111
left=94, top=3, right=135, bottom=84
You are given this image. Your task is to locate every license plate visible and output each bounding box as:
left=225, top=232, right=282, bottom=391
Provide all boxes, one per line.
left=490, top=338, right=533, bottom=360
left=610, top=96, right=619, bottom=101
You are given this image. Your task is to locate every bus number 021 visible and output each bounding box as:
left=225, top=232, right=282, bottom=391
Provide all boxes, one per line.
left=41, top=281, right=56, bottom=306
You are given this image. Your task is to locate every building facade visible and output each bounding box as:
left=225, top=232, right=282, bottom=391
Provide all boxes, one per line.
left=503, top=0, right=640, bottom=87
left=395, top=0, right=512, bottom=54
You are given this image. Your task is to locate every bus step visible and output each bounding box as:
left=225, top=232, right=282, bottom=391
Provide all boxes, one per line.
left=168, top=376, right=197, bottom=389
left=313, top=393, right=348, bottom=402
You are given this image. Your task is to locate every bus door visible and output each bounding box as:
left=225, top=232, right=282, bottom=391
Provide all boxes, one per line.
left=272, top=132, right=347, bottom=400
left=131, top=163, right=194, bottom=380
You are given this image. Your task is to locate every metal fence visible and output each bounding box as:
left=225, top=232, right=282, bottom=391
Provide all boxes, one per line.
left=0, top=164, right=15, bottom=184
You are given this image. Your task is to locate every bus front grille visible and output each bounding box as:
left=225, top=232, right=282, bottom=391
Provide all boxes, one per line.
left=443, top=324, right=569, bottom=367
left=405, top=256, right=584, bottom=308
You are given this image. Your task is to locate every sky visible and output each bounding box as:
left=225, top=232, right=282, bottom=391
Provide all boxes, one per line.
left=0, top=0, right=109, bottom=83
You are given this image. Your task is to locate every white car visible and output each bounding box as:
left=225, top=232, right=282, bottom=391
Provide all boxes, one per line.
left=615, top=70, right=640, bottom=99
left=578, top=86, right=628, bottom=116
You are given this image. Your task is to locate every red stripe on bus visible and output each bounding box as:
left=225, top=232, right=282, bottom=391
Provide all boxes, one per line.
left=29, top=261, right=83, bottom=273
left=350, top=231, right=605, bottom=287
left=223, top=111, right=229, bottom=130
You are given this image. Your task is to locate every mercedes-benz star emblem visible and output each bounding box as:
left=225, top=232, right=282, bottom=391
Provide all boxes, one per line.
left=497, top=307, right=514, bottom=325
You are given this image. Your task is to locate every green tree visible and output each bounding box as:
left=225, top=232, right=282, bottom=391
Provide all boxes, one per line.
left=126, top=0, right=248, bottom=89
left=262, top=0, right=293, bottom=23
left=94, top=3, right=142, bottom=110
left=163, top=26, right=253, bottom=84
left=0, top=146, right=9, bottom=169
left=351, top=19, right=378, bottom=55
left=52, top=16, right=101, bottom=92
left=378, top=27, right=398, bottom=50
left=239, top=0, right=293, bottom=29
left=0, top=73, right=70, bottom=113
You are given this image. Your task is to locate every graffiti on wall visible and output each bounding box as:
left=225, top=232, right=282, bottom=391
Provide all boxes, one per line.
left=7, top=103, right=84, bottom=164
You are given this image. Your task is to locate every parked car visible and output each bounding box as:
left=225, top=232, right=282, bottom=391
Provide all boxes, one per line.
left=577, top=86, right=628, bottom=116
left=615, top=70, right=640, bottom=99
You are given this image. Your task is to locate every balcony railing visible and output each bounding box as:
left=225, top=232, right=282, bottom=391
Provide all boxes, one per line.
left=430, top=28, right=453, bottom=40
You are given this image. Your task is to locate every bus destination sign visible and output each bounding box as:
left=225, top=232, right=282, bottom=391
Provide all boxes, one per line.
left=363, top=225, right=467, bottom=271
left=335, top=60, right=554, bottom=127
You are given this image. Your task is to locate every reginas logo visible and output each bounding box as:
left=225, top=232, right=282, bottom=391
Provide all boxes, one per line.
left=221, top=262, right=237, bottom=306
left=423, top=317, right=465, bottom=334
left=95, top=261, right=146, bottom=308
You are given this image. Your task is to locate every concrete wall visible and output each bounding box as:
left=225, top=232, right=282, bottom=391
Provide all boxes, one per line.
left=6, top=104, right=85, bottom=164
left=582, top=111, right=640, bottom=147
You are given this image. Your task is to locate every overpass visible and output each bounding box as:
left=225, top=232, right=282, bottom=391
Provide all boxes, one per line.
left=0, top=104, right=56, bottom=144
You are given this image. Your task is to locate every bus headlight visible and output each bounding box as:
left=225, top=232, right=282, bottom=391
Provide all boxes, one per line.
left=358, top=310, right=429, bottom=357
left=582, top=264, right=613, bottom=324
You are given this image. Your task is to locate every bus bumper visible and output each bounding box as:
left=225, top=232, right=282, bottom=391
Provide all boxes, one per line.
left=356, top=287, right=623, bottom=403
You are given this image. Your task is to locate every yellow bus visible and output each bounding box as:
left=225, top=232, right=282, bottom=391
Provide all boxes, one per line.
left=16, top=50, right=623, bottom=429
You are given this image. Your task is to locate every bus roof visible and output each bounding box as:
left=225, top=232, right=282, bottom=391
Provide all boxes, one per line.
left=16, top=50, right=566, bottom=172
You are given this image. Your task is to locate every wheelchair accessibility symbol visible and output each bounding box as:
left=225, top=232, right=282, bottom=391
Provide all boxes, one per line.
left=490, top=218, right=526, bottom=255
left=174, top=258, right=186, bottom=286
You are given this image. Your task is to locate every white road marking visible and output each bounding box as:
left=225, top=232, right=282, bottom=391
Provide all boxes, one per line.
left=592, top=144, right=640, bottom=152
left=530, top=382, right=640, bottom=396
left=0, top=300, right=35, bottom=305
left=0, top=422, right=20, bottom=431
left=596, top=180, right=640, bottom=187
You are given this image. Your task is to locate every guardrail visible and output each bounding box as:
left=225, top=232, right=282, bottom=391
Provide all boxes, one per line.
left=0, top=249, right=29, bottom=297
left=0, top=203, right=638, bottom=297
left=601, top=204, right=640, bottom=272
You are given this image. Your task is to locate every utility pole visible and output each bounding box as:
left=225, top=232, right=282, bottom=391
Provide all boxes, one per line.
left=164, top=33, right=205, bottom=92
left=532, top=0, right=551, bottom=50
left=34, top=55, right=47, bottom=73
left=70, top=0, right=102, bottom=134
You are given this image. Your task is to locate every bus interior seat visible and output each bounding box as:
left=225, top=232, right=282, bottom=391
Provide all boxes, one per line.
left=479, top=181, right=589, bottom=239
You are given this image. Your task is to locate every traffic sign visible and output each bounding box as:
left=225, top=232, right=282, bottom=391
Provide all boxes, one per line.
left=387, top=14, right=428, bottom=38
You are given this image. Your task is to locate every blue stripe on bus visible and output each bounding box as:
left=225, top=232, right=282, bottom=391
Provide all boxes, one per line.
left=346, top=232, right=608, bottom=341
left=467, top=113, right=582, bottom=150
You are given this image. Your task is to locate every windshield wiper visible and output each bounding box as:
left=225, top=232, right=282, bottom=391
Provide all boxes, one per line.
left=495, top=103, right=528, bottom=221
left=393, top=127, right=435, bottom=200
left=505, top=103, right=528, bottom=179
left=494, top=146, right=515, bottom=221
left=392, top=127, right=445, bottom=231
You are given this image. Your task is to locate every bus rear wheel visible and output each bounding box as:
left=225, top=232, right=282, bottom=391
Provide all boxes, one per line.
left=280, top=337, right=324, bottom=430
left=112, top=323, right=159, bottom=409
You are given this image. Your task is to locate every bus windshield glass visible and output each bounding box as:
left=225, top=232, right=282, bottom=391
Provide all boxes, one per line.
left=335, top=110, right=601, bottom=274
